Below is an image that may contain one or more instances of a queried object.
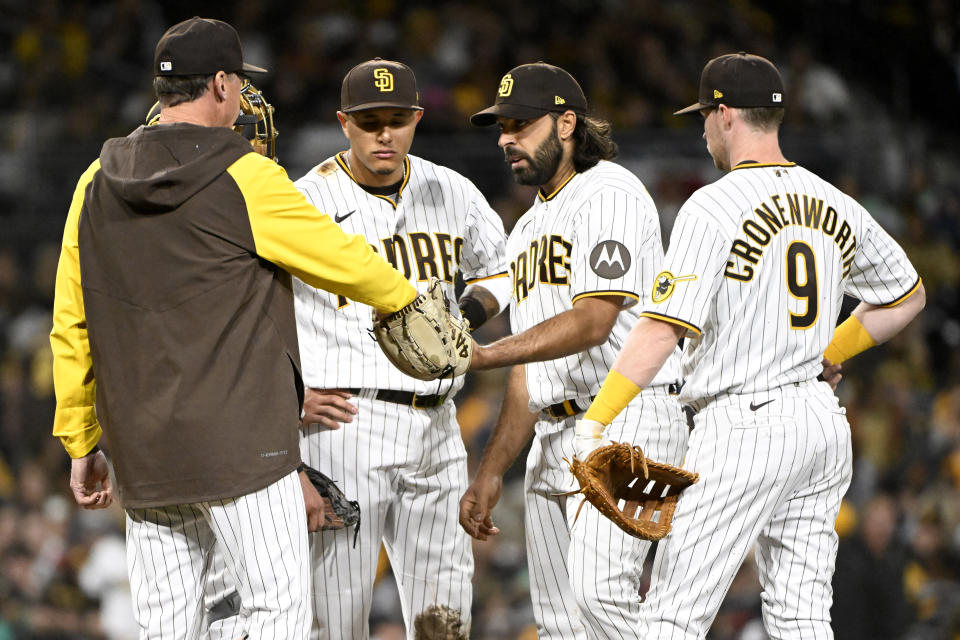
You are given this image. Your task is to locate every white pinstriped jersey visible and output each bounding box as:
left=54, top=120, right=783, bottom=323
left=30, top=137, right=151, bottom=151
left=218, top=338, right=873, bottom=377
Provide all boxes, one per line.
left=507, top=160, right=681, bottom=411
left=293, top=152, right=507, bottom=394
left=643, top=162, right=920, bottom=406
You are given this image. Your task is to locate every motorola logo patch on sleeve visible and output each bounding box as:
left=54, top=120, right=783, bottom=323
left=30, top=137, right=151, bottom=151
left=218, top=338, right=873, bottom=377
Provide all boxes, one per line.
left=589, top=240, right=631, bottom=278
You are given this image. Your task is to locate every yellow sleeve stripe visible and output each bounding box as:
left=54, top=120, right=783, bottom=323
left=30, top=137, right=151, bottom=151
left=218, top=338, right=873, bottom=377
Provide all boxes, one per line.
left=639, top=311, right=702, bottom=336
left=881, top=277, right=922, bottom=308
left=572, top=290, right=639, bottom=304
left=227, top=153, right=416, bottom=313
left=732, top=162, right=798, bottom=170
left=51, top=158, right=104, bottom=458
left=464, top=272, right=509, bottom=285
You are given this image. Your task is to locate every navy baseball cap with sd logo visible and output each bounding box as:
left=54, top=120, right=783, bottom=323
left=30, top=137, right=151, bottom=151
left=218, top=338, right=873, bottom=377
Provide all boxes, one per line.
left=675, top=52, right=785, bottom=115
left=471, top=62, right=587, bottom=126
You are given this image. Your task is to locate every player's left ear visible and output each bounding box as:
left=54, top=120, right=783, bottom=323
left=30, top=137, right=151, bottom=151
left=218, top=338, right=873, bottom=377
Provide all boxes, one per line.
left=557, top=110, right=577, bottom=141
left=413, top=109, right=424, bottom=125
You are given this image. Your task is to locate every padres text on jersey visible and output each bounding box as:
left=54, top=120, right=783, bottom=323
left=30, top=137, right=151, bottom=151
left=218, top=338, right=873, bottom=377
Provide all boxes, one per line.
left=294, top=152, right=508, bottom=395
left=506, top=160, right=681, bottom=411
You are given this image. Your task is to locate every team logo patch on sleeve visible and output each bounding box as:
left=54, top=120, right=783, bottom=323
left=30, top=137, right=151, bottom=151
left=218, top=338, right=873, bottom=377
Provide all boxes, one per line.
left=652, top=271, right=698, bottom=303
left=589, top=240, right=631, bottom=278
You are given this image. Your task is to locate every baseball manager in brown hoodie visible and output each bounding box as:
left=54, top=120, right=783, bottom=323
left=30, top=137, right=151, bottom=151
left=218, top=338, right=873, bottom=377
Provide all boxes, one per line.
left=50, top=17, right=418, bottom=639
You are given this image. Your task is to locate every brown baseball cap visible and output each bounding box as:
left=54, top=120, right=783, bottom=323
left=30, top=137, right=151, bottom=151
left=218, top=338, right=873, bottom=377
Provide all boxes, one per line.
left=154, top=17, right=267, bottom=76
left=675, top=52, right=784, bottom=115
left=471, top=62, right=588, bottom=127
left=340, top=58, right=422, bottom=113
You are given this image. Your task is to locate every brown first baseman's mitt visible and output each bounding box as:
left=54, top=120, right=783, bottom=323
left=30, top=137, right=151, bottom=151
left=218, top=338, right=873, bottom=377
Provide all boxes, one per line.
left=565, top=442, right=699, bottom=541
left=371, top=277, right=472, bottom=381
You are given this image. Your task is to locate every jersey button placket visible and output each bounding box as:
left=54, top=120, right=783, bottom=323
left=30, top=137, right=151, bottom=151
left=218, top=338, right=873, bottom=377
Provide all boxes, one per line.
left=389, top=200, right=404, bottom=236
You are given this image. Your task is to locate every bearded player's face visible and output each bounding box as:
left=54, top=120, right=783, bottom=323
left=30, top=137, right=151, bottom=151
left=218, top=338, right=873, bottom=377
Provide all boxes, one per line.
left=339, top=107, right=423, bottom=186
left=497, top=114, right=563, bottom=187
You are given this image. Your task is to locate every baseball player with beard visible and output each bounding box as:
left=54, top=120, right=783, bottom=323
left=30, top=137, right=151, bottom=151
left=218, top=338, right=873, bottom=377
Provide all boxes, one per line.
left=293, top=59, right=508, bottom=640
left=578, top=53, right=925, bottom=639
left=459, top=62, right=688, bottom=639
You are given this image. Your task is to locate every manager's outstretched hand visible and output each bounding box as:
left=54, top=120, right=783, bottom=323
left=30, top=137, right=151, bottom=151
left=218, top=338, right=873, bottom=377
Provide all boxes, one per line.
left=372, top=277, right=472, bottom=381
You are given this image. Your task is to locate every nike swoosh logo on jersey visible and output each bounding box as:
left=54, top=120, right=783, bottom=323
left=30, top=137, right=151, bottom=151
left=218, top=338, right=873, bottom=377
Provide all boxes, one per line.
left=334, top=210, right=356, bottom=223
left=749, top=399, right=775, bottom=411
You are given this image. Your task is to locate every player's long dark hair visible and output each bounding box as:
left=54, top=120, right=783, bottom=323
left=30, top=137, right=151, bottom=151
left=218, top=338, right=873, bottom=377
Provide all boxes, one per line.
left=568, top=114, right=619, bottom=172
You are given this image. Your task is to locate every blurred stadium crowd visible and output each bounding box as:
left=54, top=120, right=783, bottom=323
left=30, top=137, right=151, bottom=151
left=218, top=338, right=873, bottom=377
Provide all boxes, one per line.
left=1, top=0, right=959, bottom=638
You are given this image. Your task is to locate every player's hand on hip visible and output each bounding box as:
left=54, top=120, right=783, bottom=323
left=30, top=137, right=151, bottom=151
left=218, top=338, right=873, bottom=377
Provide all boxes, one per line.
left=820, top=358, right=843, bottom=391
left=459, top=472, right=502, bottom=540
left=573, top=418, right=606, bottom=460
left=298, top=469, right=326, bottom=532
left=69, top=449, right=113, bottom=509
left=301, top=388, right=358, bottom=430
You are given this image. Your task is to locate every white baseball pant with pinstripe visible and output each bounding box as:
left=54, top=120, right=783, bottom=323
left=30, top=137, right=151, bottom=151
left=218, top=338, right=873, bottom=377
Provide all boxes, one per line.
left=503, top=158, right=685, bottom=638
left=636, top=160, right=919, bottom=637
left=639, top=383, right=851, bottom=639
left=524, top=387, right=688, bottom=639
left=300, top=393, right=473, bottom=640
left=126, top=469, right=310, bottom=640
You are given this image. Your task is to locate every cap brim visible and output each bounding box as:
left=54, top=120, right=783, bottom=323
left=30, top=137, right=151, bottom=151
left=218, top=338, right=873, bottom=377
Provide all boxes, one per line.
left=242, top=62, right=268, bottom=74
left=674, top=101, right=711, bottom=115
left=470, top=103, right=553, bottom=127
left=341, top=102, right=424, bottom=113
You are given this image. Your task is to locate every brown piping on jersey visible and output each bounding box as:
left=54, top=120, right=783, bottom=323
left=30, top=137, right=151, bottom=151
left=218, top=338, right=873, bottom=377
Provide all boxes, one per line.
left=537, top=171, right=577, bottom=201
left=464, top=271, right=509, bottom=284
left=335, top=151, right=410, bottom=208
left=571, top=290, right=640, bottom=307
left=732, top=161, right=797, bottom=170
left=639, top=311, right=702, bottom=336
left=881, top=276, right=923, bottom=308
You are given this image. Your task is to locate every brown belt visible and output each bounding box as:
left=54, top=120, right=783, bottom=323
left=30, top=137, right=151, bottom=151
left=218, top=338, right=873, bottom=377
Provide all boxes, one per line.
left=542, top=382, right=682, bottom=419
left=543, top=397, right=595, bottom=419
left=343, top=388, right=448, bottom=409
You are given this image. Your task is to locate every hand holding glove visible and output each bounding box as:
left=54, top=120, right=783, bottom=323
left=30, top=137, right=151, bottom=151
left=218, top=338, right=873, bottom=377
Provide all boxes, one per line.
left=574, top=418, right=607, bottom=460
